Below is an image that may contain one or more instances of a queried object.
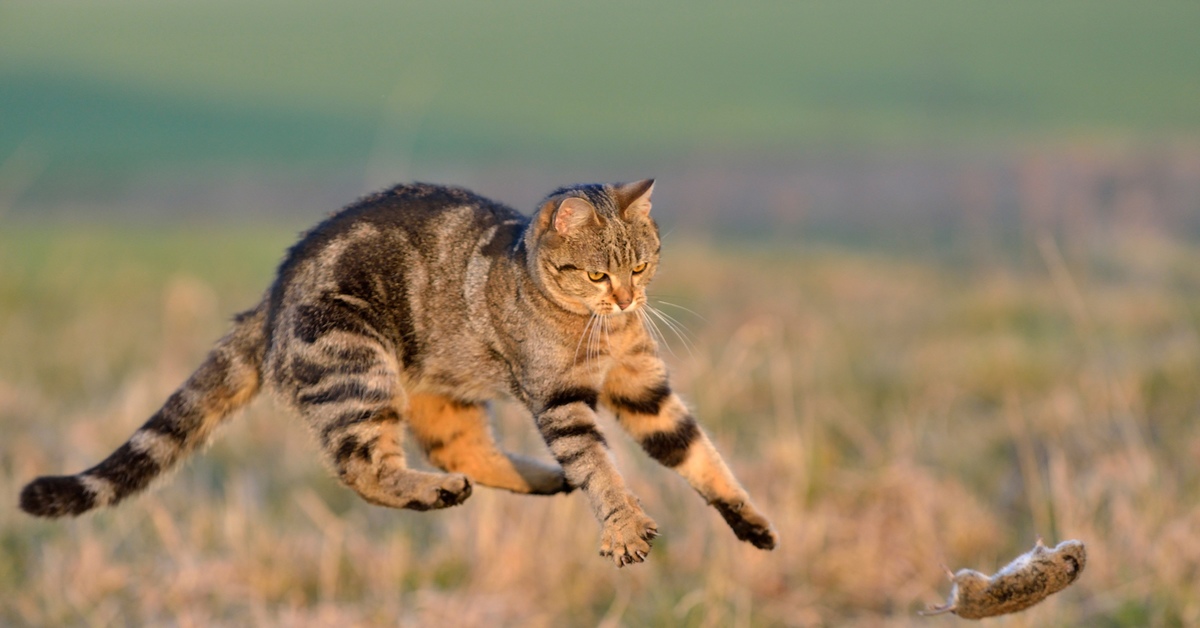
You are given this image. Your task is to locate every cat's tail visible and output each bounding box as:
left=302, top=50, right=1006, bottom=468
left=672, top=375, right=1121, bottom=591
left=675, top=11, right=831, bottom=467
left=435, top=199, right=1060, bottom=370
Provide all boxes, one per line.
left=20, top=301, right=268, bottom=518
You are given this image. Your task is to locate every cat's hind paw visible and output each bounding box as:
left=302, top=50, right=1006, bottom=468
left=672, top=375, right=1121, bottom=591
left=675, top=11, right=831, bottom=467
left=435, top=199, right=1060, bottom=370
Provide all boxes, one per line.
left=402, top=474, right=473, bottom=511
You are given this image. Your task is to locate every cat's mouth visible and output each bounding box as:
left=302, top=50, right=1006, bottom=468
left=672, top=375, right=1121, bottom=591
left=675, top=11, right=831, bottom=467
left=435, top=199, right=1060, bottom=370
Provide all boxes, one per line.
left=600, top=299, right=642, bottom=315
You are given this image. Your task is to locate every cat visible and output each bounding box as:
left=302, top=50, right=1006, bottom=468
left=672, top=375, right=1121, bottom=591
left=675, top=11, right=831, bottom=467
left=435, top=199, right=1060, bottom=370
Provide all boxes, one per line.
left=20, top=180, right=777, bottom=566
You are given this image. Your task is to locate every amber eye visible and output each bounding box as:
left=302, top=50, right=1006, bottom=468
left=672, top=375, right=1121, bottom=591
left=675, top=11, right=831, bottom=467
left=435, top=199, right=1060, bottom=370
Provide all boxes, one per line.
left=632, top=262, right=648, bottom=274
left=587, top=270, right=607, bottom=282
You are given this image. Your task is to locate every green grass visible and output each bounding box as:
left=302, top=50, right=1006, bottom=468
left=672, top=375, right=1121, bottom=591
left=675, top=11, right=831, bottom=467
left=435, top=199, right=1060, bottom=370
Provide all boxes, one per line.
left=3, top=0, right=1200, bottom=177
left=3, top=226, right=1199, bottom=625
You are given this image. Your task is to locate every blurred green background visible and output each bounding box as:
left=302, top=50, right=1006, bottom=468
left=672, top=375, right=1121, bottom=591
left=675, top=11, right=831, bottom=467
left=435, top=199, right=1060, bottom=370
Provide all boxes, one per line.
left=3, top=0, right=1199, bottom=237
left=5, top=3, right=1200, bottom=626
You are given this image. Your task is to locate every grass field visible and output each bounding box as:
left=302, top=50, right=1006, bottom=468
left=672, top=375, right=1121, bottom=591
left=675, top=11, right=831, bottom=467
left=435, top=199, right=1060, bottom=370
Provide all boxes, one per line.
left=4, top=2, right=1198, bottom=624
left=3, top=225, right=1198, bottom=626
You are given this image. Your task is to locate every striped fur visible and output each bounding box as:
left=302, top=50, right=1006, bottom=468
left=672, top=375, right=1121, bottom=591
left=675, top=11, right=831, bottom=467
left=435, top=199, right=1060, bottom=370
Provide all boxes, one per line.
left=20, top=180, right=777, bottom=565
left=20, top=303, right=266, bottom=517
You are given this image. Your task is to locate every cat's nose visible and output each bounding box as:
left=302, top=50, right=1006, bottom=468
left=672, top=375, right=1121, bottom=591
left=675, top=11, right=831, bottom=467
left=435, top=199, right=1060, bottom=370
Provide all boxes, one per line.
left=614, top=288, right=633, bottom=310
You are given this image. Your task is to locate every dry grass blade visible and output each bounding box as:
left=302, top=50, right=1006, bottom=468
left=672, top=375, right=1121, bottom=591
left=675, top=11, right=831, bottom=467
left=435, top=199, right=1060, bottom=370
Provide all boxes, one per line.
left=3, top=227, right=1199, bottom=626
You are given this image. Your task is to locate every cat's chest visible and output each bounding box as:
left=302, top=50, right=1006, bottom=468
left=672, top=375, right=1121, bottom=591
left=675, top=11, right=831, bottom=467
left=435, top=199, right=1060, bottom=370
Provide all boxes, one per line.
left=563, top=319, right=648, bottom=377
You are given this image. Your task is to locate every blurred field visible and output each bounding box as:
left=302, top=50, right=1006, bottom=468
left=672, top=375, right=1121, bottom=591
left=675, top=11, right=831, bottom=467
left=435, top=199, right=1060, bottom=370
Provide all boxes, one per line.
left=4, top=1, right=1200, bottom=184
left=3, top=225, right=1198, bottom=626
left=4, top=1, right=1198, bottom=624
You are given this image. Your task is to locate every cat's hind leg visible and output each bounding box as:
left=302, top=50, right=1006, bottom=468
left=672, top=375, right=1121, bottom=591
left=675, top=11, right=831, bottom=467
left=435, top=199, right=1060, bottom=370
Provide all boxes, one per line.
left=407, top=393, right=569, bottom=495
left=277, top=332, right=472, bottom=510
left=319, top=405, right=472, bottom=511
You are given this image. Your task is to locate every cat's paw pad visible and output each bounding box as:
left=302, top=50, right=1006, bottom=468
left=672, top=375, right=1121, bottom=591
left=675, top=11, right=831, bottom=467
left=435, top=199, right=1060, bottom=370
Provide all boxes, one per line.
left=435, top=474, right=473, bottom=506
left=599, top=511, right=659, bottom=567
left=715, top=500, right=777, bottom=550
left=405, top=474, right=473, bottom=511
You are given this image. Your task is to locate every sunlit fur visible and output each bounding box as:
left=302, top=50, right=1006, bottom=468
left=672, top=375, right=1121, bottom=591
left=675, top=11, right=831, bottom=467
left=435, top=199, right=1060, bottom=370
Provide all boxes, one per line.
left=528, top=185, right=660, bottom=317
left=20, top=179, right=777, bottom=567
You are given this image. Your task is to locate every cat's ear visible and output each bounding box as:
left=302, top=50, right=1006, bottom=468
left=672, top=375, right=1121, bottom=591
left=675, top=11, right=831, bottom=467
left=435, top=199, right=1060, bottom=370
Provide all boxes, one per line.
left=552, top=197, right=598, bottom=235
left=617, top=179, right=655, bottom=219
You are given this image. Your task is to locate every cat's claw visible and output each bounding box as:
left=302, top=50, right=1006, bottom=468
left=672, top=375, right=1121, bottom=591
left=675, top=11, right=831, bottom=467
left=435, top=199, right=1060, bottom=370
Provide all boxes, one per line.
left=714, top=499, right=778, bottom=550
left=436, top=474, right=473, bottom=507
left=402, top=474, right=473, bottom=511
left=599, top=512, right=658, bottom=567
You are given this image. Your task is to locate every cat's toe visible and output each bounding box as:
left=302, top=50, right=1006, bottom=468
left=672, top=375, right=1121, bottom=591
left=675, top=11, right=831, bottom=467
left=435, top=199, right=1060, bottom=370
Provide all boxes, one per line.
left=599, top=511, right=658, bottom=568
left=714, top=500, right=777, bottom=550
left=403, top=474, right=472, bottom=511
left=436, top=474, right=472, bottom=507
left=742, top=522, right=778, bottom=550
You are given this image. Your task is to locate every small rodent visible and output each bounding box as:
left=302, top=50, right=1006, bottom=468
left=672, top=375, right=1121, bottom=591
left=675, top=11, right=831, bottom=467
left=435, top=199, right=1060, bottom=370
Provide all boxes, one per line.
left=920, top=538, right=1086, bottom=620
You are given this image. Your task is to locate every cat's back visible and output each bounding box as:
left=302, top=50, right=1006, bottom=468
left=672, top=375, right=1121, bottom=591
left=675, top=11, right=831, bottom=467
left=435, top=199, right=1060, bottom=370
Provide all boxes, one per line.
left=280, top=183, right=520, bottom=272
left=265, top=183, right=526, bottom=358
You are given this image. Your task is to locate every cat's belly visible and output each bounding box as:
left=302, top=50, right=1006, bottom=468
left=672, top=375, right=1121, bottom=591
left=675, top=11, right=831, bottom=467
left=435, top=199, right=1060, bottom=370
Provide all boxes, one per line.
left=407, top=358, right=514, bottom=404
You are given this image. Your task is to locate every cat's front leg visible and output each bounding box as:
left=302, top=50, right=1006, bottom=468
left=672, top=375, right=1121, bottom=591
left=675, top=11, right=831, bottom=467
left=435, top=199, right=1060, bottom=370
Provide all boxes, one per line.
left=603, top=366, right=778, bottom=550
left=532, top=387, right=658, bottom=567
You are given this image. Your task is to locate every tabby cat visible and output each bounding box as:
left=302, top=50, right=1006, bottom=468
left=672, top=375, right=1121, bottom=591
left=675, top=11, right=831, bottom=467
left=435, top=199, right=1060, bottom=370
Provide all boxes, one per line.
left=20, top=180, right=777, bottom=566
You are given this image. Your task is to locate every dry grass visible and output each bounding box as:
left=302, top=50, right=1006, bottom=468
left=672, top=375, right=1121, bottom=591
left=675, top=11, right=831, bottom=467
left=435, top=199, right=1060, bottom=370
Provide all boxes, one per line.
left=2, top=226, right=1198, bottom=626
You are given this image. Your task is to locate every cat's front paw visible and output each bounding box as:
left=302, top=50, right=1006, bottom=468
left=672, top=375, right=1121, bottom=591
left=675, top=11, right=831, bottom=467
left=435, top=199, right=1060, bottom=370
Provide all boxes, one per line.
left=599, top=509, right=659, bottom=567
left=714, top=500, right=777, bottom=550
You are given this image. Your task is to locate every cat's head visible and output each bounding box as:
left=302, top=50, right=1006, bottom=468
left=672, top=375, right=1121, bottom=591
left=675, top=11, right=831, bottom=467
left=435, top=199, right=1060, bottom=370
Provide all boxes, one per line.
left=528, top=180, right=660, bottom=316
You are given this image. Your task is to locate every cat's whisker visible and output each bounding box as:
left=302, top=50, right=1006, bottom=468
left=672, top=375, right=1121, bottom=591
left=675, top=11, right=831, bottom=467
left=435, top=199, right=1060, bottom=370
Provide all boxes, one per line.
left=574, top=312, right=597, bottom=366
left=653, top=299, right=706, bottom=322
left=650, top=306, right=693, bottom=338
left=652, top=316, right=674, bottom=357
left=646, top=305, right=695, bottom=357
left=601, top=314, right=611, bottom=355
left=638, top=308, right=673, bottom=357
left=653, top=310, right=694, bottom=347
left=596, top=314, right=606, bottom=361
left=648, top=308, right=671, bottom=349
left=592, top=313, right=603, bottom=363
left=587, top=311, right=602, bottom=364
left=586, top=318, right=594, bottom=363
left=602, top=313, right=612, bottom=357
left=642, top=310, right=662, bottom=347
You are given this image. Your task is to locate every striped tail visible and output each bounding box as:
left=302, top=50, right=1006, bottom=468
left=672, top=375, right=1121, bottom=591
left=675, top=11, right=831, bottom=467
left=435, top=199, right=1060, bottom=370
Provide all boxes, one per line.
left=20, top=302, right=267, bottom=518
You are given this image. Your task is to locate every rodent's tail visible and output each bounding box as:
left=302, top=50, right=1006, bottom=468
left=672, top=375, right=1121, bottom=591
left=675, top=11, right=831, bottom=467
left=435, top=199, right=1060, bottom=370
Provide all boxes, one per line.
left=20, top=301, right=268, bottom=518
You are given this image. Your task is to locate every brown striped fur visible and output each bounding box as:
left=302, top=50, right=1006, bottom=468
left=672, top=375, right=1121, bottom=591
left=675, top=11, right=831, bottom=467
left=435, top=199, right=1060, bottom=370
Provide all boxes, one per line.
left=19, top=180, right=777, bottom=566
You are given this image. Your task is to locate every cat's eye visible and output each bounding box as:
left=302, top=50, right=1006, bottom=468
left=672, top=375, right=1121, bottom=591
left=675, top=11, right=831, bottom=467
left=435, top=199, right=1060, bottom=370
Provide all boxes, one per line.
left=632, top=262, right=648, bottom=274
left=587, top=270, right=607, bottom=282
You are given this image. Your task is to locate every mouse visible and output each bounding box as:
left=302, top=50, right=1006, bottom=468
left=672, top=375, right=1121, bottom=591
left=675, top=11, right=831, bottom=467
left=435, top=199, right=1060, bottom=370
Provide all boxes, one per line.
left=920, top=537, right=1086, bottom=620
